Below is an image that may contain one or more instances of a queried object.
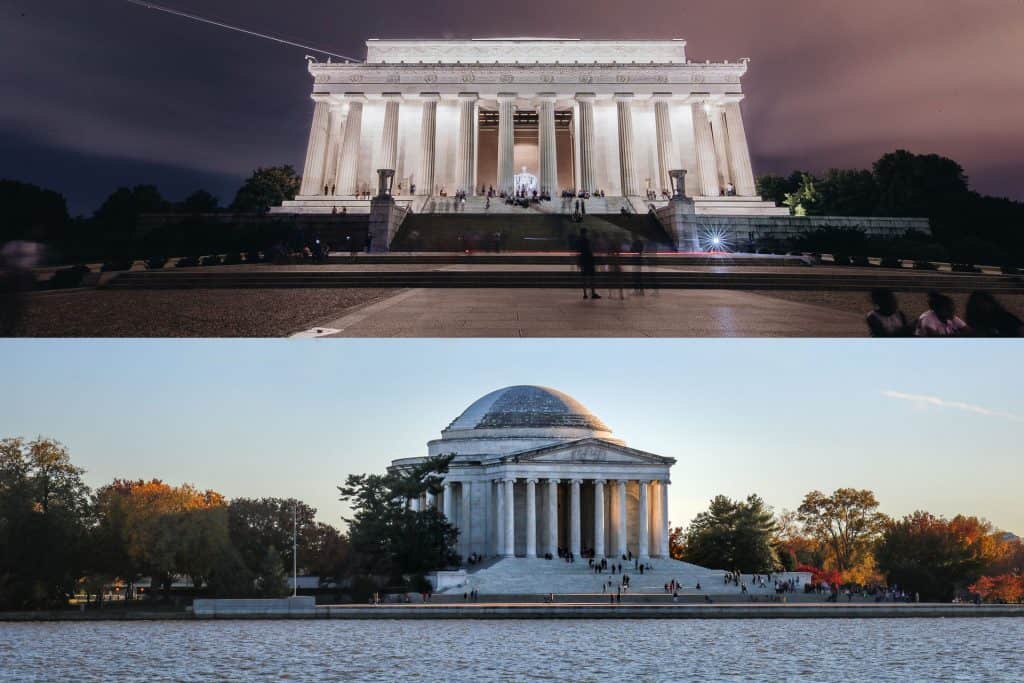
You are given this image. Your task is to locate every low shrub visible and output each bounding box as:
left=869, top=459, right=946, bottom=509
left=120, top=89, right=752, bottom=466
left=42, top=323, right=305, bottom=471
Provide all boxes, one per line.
left=100, top=259, right=134, bottom=272
left=223, top=252, right=243, bottom=265
left=951, top=263, right=981, bottom=273
left=175, top=256, right=200, bottom=268
left=879, top=256, right=902, bottom=268
left=200, top=255, right=223, bottom=266
left=832, top=254, right=852, bottom=266
left=46, top=265, right=90, bottom=289
left=145, top=256, right=168, bottom=270
left=913, top=260, right=938, bottom=270
left=852, top=255, right=872, bottom=267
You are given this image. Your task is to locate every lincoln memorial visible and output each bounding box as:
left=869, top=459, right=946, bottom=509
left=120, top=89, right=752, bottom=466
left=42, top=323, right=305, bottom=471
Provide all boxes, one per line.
left=279, top=37, right=787, bottom=217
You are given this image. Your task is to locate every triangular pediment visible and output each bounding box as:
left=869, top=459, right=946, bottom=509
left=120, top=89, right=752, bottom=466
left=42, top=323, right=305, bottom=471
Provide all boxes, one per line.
left=500, top=438, right=673, bottom=466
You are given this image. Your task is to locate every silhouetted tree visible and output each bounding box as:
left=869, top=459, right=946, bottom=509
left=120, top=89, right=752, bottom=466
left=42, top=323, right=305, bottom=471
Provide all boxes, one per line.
left=178, top=189, right=220, bottom=214
left=230, top=166, right=301, bottom=214
left=0, top=180, right=70, bottom=242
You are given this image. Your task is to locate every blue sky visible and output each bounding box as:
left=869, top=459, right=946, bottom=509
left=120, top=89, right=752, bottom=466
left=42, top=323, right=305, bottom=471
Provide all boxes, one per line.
left=2, top=340, right=1021, bottom=533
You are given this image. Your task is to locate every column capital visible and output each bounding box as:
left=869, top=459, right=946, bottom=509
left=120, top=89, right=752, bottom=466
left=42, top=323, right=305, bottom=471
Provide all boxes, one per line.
left=457, top=92, right=479, bottom=101
left=496, top=92, right=518, bottom=103
left=311, top=93, right=332, bottom=104
left=381, top=92, right=403, bottom=101
left=574, top=92, right=596, bottom=101
left=613, top=92, right=635, bottom=101
left=570, top=478, right=583, bottom=485
left=592, top=478, right=607, bottom=486
left=651, top=92, right=675, bottom=103
left=342, top=92, right=367, bottom=102
left=535, top=93, right=558, bottom=103
left=615, top=479, right=629, bottom=486
left=503, top=477, right=517, bottom=484
left=419, top=92, right=442, bottom=101
left=525, top=477, right=539, bottom=485
left=546, top=478, right=561, bottom=485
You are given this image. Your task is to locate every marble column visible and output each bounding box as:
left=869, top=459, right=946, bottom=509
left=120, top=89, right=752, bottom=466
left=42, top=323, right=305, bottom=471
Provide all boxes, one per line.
left=653, top=97, right=677, bottom=195
left=425, top=489, right=436, bottom=509
left=336, top=96, right=365, bottom=196
left=460, top=480, right=472, bottom=558
left=575, top=94, right=596, bottom=194
left=503, top=478, right=516, bottom=557
left=724, top=102, right=757, bottom=197
left=616, top=480, right=628, bottom=558
left=546, top=478, right=559, bottom=556
left=495, top=479, right=505, bottom=557
left=537, top=95, right=558, bottom=195
left=323, top=104, right=346, bottom=195
left=710, top=107, right=733, bottom=190
left=525, top=478, right=538, bottom=558
left=442, top=482, right=452, bottom=521
left=637, top=480, right=650, bottom=560
left=497, top=94, right=516, bottom=195
left=409, top=496, right=420, bottom=512
left=660, top=479, right=671, bottom=558
left=615, top=94, right=639, bottom=196
left=417, top=95, right=439, bottom=196
left=299, top=98, right=331, bottom=196
left=593, top=480, right=606, bottom=558
left=455, top=93, right=478, bottom=195
left=378, top=95, right=401, bottom=172
left=569, top=479, right=582, bottom=557
left=691, top=101, right=720, bottom=197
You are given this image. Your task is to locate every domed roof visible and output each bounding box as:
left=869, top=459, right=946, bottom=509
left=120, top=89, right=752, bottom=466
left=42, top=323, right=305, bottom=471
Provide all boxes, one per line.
left=445, top=385, right=610, bottom=432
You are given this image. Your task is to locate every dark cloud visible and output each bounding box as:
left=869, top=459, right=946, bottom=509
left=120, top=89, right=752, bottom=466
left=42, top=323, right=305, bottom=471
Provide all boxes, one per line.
left=2, top=0, right=1022, bottom=214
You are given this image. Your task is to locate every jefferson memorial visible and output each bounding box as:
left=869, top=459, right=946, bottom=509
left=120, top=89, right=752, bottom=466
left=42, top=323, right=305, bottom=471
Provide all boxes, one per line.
left=391, top=385, right=673, bottom=561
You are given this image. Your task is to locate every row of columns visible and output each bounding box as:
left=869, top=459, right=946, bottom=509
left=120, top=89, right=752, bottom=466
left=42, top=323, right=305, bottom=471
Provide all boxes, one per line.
left=300, top=93, right=755, bottom=200
left=442, top=477, right=671, bottom=560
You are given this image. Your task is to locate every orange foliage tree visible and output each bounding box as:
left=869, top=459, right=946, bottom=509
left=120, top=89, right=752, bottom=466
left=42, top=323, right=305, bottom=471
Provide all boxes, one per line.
left=969, top=574, right=1024, bottom=603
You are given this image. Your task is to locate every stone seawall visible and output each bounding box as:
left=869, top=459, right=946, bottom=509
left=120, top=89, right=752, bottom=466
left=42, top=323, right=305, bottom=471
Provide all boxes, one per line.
left=6, top=603, right=1023, bottom=621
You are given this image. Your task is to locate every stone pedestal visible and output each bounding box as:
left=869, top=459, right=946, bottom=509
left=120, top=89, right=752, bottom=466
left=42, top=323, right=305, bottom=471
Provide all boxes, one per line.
left=367, top=171, right=403, bottom=253
left=656, top=173, right=701, bottom=252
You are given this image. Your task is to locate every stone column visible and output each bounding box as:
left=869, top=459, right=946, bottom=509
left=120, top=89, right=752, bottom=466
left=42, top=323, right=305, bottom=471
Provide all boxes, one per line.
left=455, top=93, right=478, bottom=195
left=323, top=103, right=346, bottom=195
left=525, top=478, right=538, bottom=558
left=569, top=479, right=582, bottom=557
left=442, top=482, right=452, bottom=521
left=503, top=478, right=516, bottom=557
left=546, top=478, right=559, bottom=556
left=691, top=101, right=720, bottom=197
left=660, top=479, right=671, bottom=558
left=299, top=98, right=331, bottom=196
left=417, top=95, right=439, bottom=196
left=336, top=96, right=365, bottom=196
left=425, top=489, right=436, bottom=509
left=378, top=94, right=401, bottom=174
left=710, top=107, right=733, bottom=190
left=638, top=480, right=650, bottom=560
left=616, top=480, right=628, bottom=558
left=593, top=480, right=606, bottom=558
left=575, top=94, right=596, bottom=194
left=497, top=94, right=516, bottom=195
left=409, top=496, right=420, bottom=512
left=653, top=96, right=677, bottom=195
left=495, top=479, right=505, bottom=557
left=724, top=102, right=757, bottom=196
left=537, top=95, right=558, bottom=195
left=460, top=480, right=472, bottom=558
left=615, top=94, right=639, bottom=196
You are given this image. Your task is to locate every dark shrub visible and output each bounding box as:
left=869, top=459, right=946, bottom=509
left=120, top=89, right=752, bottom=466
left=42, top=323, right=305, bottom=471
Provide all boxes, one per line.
left=244, top=250, right=263, bottom=263
left=852, top=255, right=871, bottom=267
left=224, top=252, right=243, bottom=265
left=47, top=265, right=90, bottom=289
left=1000, top=264, right=1020, bottom=275
left=175, top=256, right=200, bottom=268
left=145, top=256, right=168, bottom=270
left=200, top=255, right=223, bottom=266
left=100, top=259, right=134, bottom=272
left=951, top=263, right=981, bottom=273
left=913, top=260, right=938, bottom=270
left=880, top=256, right=902, bottom=268
left=832, top=254, right=852, bottom=266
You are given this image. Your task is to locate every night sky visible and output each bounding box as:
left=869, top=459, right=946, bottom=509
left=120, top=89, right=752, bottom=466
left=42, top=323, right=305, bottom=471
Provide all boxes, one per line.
left=2, top=0, right=1022, bottom=215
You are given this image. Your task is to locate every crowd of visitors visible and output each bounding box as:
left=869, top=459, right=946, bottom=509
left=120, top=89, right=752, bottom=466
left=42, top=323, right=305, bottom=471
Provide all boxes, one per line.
left=866, top=288, right=1023, bottom=337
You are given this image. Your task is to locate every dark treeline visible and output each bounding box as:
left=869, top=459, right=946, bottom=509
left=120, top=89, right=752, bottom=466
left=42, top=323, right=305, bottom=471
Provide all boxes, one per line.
left=0, top=436, right=455, bottom=611
left=758, top=150, right=1024, bottom=265
left=0, top=167, right=301, bottom=263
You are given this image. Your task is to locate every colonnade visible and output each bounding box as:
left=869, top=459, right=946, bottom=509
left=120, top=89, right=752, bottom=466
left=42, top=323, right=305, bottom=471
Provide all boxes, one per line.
left=435, top=476, right=671, bottom=561
left=298, top=92, right=756, bottom=200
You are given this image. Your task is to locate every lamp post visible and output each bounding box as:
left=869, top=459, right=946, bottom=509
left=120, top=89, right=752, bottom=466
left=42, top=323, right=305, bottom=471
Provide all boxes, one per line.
left=292, top=503, right=298, bottom=598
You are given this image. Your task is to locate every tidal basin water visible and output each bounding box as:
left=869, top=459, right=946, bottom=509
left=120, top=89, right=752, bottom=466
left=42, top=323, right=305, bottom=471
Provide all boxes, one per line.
left=2, top=618, right=1022, bottom=681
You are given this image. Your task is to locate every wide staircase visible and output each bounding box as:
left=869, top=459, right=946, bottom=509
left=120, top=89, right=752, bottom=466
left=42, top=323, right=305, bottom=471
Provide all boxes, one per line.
left=390, top=212, right=674, bottom=252
left=435, top=557, right=809, bottom=600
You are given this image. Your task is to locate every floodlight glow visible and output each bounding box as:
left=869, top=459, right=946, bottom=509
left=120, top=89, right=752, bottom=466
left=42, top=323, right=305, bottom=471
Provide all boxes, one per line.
left=712, top=237, right=721, bottom=245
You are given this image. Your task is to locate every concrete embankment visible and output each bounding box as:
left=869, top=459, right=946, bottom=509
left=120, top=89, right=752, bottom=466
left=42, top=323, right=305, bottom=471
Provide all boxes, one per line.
left=5, top=603, right=1024, bottom=621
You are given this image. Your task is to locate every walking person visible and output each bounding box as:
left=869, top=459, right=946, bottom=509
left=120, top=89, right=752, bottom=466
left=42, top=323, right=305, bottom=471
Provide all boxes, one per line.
left=577, top=228, right=600, bottom=300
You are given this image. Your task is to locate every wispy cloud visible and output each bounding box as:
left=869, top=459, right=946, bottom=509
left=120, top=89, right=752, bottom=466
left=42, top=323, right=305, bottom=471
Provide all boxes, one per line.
left=882, top=390, right=1023, bottom=423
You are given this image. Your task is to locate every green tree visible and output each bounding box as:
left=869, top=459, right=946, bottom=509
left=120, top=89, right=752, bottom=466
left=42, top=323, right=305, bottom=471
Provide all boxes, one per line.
left=797, top=488, right=887, bottom=572
left=0, top=437, right=92, bottom=609
left=254, top=546, right=288, bottom=597
left=679, top=494, right=778, bottom=573
left=817, top=169, right=878, bottom=216
left=227, top=497, right=319, bottom=580
left=338, top=455, right=458, bottom=580
left=784, top=173, right=822, bottom=216
left=756, top=172, right=804, bottom=207
left=230, top=166, right=301, bottom=214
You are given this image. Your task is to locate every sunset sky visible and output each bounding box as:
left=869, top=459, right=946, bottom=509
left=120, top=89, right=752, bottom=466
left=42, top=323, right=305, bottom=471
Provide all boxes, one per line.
left=3, top=340, right=1021, bottom=534
left=1, top=0, right=1022, bottom=213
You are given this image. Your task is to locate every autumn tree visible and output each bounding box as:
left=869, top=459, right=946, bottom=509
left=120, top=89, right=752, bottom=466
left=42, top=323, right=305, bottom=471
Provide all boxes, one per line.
left=876, top=512, right=1006, bottom=601
left=797, top=488, right=887, bottom=572
left=969, top=574, right=1024, bottom=604
left=679, top=494, right=778, bottom=573
left=0, top=437, right=92, bottom=609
